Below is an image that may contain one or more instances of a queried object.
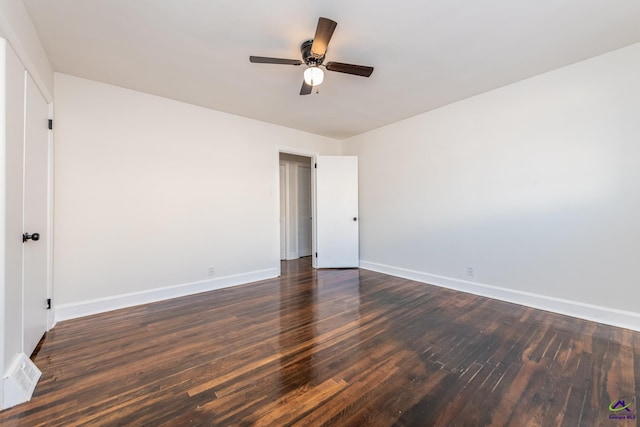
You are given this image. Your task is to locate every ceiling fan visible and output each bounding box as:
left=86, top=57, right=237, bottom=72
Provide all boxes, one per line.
left=249, top=17, right=374, bottom=95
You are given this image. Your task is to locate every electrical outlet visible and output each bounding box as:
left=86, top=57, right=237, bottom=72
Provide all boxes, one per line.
left=466, top=265, right=475, bottom=277
left=208, top=266, right=215, bottom=276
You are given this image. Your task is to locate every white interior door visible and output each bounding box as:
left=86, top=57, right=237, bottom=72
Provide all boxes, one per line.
left=315, top=156, right=359, bottom=268
left=23, top=73, right=49, bottom=356
left=297, top=164, right=312, bottom=257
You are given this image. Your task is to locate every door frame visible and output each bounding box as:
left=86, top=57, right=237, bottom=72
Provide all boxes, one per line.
left=275, top=146, right=318, bottom=276
left=279, top=157, right=312, bottom=261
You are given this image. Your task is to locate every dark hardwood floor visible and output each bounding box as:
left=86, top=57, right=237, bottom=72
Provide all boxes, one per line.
left=2, top=258, right=639, bottom=426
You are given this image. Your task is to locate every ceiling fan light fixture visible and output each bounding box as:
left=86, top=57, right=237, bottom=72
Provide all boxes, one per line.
left=304, top=66, right=324, bottom=86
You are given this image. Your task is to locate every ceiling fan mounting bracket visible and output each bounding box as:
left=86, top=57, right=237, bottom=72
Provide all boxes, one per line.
left=301, top=40, right=325, bottom=67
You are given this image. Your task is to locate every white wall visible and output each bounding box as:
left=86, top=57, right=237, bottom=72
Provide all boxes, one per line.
left=53, top=73, right=340, bottom=319
left=1, top=38, right=26, bottom=408
left=344, top=42, right=640, bottom=330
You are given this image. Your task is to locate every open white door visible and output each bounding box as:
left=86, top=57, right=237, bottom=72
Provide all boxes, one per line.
left=315, top=156, right=359, bottom=268
left=22, top=73, right=49, bottom=356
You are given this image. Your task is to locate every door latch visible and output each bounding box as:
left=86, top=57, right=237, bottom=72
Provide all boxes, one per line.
left=23, top=233, right=40, bottom=242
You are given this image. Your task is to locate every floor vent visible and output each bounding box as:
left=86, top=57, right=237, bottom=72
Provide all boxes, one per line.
left=2, top=353, right=41, bottom=409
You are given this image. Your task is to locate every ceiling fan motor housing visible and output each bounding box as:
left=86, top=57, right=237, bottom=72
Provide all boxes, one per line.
left=301, top=40, right=325, bottom=66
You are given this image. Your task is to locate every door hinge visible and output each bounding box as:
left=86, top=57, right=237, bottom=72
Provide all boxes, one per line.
left=314, top=163, right=317, bottom=169
left=48, top=119, right=53, bottom=130
left=46, top=298, right=51, bottom=310
left=315, top=252, right=318, bottom=258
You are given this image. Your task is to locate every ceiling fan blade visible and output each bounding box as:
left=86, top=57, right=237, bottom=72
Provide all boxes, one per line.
left=325, top=62, right=374, bottom=77
left=310, top=17, right=337, bottom=57
left=300, top=79, right=313, bottom=95
left=249, top=56, right=302, bottom=66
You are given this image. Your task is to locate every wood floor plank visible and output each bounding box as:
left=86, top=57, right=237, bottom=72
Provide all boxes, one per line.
left=1, top=257, right=639, bottom=426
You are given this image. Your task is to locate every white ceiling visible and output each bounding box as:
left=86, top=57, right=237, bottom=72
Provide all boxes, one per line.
left=22, top=0, right=640, bottom=139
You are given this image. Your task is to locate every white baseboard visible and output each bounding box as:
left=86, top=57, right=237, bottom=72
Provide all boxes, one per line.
left=360, top=260, right=640, bottom=332
left=55, top=268, right=279, bottom=322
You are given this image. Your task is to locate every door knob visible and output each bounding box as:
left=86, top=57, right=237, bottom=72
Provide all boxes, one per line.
left=353, top=217, right=358, bottom=221
left=23, top=233, right=40, bottom=242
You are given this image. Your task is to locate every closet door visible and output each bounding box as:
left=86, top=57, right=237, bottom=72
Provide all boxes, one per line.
left=315, top=156, right=359, bottom=268
left=23, top=73, right=49, bottom=356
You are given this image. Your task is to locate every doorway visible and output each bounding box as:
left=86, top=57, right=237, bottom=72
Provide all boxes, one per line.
left=279, top=153, right=313, bottom=261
